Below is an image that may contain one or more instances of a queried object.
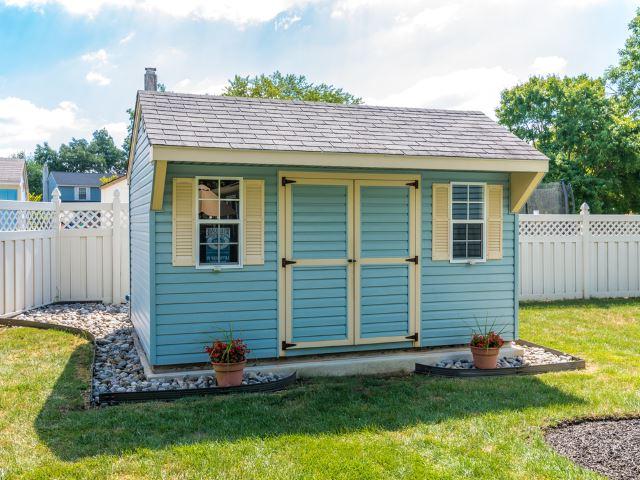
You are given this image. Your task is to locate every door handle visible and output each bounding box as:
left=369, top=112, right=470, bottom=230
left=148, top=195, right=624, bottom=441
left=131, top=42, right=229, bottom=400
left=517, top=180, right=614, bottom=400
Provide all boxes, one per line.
left=347, top=258, right=357, bottom=263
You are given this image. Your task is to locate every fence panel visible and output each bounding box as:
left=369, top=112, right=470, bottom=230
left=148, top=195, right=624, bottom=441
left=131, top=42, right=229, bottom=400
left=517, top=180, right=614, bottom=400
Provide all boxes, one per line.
left=520, top=206, right=640, bottom=301
left=0, top=190, right=128, bottom=316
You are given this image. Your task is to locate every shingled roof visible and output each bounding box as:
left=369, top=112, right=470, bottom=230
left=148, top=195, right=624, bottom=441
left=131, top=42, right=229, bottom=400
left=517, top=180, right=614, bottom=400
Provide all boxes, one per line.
left=137, top=90, right=547, bottom=161
left=50, top=171, right=103, bottom=187
left=0, top=158, right=25, bottom=184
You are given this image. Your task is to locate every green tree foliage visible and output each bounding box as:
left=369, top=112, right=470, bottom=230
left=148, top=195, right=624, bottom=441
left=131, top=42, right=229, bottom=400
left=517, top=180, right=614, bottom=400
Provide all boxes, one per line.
left=223, top=71, right=362, bottom=104
left=497, top=9, right=640, bottom=213
left=606, top=11, right=640, bottom=117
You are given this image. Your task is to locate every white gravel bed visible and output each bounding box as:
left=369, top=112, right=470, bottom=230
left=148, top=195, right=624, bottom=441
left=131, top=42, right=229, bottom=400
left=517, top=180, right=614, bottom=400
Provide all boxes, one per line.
left=435, top=345, right=575, bottom=369
left=14, top=303, right=287, bottom=403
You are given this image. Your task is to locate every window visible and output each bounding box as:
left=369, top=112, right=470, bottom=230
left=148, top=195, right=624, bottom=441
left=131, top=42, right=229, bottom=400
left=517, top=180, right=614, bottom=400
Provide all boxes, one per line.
left=196, top=177, right=242, bottom=267
left=451, top=183, right=485, bottom=261
left=75, top=187, right=88, bottom=201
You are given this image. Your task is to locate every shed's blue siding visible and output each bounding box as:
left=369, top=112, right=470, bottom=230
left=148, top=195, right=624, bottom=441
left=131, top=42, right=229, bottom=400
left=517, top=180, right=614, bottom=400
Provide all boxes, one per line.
left=146, top=165, right=517, bottom=366
left=154, top=164, right=278, bottom=365
left=129, top=121, right=154, bottom=359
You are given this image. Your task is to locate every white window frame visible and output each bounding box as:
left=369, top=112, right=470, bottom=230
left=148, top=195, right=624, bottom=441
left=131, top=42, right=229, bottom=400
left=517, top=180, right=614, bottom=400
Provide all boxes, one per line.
left=449, top=181, right=487, bottom=264
left=195, top=176, right=243, bottom=269
left=75, top=186, right=89, bottom=201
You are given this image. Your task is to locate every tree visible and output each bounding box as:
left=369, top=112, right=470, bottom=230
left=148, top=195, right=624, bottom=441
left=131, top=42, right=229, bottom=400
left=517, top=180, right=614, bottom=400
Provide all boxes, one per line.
left=497, top=75, right=640, bottom=213
left=90, top=128, right=127, bottom=174
left=223, top=71, right=362, bottom=104
left=606, top=8, right=640, bottom=117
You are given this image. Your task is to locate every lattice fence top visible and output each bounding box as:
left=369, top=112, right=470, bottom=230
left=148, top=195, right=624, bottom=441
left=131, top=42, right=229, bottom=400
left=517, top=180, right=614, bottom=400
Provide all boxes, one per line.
left=590, top=220, right=640, bottom=236
left=519, top=219, right=582, bottom=236
left=59, top=209, right=114, bottom=230
left=0, top=209, right=56, bottom=232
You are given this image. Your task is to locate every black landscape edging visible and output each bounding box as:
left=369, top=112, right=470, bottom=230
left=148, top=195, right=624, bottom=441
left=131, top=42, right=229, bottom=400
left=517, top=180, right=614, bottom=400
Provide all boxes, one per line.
left=97, top=372, right=297, bottom=404
left=0, top=317, right=97, bottom=406
left=415, top=340, right=585, bottom=377
left=0, top=316, right=297, bottom=406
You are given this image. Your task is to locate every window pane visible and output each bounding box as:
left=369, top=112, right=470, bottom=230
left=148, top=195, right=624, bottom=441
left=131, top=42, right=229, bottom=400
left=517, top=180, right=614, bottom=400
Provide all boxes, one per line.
left=468, top=185, right=483, bottom=201
left=452, top=185, right=468, bottom=201
left=469, top=202, right=483, bottom=220
left=453, top=224, right=467, bottom=241
left=198, top=179, right=219, bottom=200
left=219, top=243, right=239, bottom=264
left=468, top=224, right=482, bottom=241
left=452, top=242, right=467, bottom=259
left=452, top=203, right=468, bottom=220
left=220, top=200, right=239, bottom=219
left=220, top=180, right=240, bottom=199
left=199, top=200, right=219, bottom=219
left=467, top=241, right=482, bottom=258
left=199, top=224, right=238, bottom=244
left=199, top=244, right=218, bottom=264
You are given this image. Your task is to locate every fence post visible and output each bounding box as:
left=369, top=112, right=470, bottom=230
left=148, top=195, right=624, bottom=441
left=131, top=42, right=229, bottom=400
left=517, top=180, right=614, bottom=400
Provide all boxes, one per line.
left=581, top=202, right=590, bottom=299
left=111, top=189, right=121, bottom=304
left=52, top=188, right=61, bottom=302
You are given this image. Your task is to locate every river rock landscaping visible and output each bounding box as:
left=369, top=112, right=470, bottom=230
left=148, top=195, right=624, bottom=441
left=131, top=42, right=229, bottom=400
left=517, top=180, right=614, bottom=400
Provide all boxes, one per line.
left=545, top=418, right=640, bottom=480
left=434, top=345, right=575, bottom=369
left=13, top=303, right=287, bottom=403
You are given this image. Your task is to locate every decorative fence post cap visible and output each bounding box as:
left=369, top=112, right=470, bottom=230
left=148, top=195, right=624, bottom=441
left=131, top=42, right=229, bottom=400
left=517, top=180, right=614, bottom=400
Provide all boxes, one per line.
left=580, top=203, right=590, bottom=215
left=51, top=188, right=61, bottom=202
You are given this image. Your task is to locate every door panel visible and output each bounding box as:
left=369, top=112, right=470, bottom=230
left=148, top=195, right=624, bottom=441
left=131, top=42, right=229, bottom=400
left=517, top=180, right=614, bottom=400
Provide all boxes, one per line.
left=355, top=180, right=417, bottom=344
left=285, top=180, right=353, bottom=349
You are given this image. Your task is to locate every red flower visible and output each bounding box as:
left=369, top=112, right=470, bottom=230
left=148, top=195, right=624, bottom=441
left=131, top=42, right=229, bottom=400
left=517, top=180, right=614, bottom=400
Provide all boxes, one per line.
left=205, top=338, right=250, bottom=364
left=470, top=331, right=504, bottom=349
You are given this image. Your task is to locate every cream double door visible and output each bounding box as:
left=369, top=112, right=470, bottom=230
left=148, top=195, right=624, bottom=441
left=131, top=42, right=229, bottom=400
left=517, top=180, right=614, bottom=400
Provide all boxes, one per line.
left=279, top=173, right=421, bottom=353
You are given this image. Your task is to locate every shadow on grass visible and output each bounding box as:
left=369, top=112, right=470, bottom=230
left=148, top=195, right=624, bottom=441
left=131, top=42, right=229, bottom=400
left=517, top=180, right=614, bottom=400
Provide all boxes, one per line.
left=36, top=343, right=584, bottom=461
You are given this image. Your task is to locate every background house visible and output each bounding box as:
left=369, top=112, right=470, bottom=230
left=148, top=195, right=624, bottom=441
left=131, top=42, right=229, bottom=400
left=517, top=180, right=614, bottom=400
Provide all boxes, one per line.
left=0, top=158, right=29, bottom=200
left=128, top=75, right=547, bottom=369
left=100, top=175, right=128, bottom=203
left=42, top=166, right=102, bottom=202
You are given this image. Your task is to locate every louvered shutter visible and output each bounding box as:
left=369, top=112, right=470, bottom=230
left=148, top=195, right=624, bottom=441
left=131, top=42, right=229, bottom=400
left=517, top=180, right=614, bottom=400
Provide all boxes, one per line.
left=432, top=183, right=451, bottom=260
left=243, top=179, right=265, bottom=265
left=172, top=178, right=196, bottom=266
left=486, top=184, right=503, bottom=260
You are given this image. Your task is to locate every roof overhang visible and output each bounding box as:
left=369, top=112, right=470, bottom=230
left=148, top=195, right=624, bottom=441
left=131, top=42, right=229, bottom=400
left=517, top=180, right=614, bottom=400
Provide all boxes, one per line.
left=148, top=145, right=547, bottom=212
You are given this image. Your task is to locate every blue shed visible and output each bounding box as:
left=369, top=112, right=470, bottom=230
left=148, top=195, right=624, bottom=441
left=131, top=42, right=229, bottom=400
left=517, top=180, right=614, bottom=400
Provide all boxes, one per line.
left=127, top=86, right=548, bottom=370
left=42, top=169, right=103, bottom=202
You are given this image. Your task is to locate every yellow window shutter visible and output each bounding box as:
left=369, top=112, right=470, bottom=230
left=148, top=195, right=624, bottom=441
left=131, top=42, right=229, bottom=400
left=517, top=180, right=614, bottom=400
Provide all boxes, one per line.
left=172, top=178, right=196, bottom=267
left=243, top=179, right=265, bottom=265
left=432, top=183, right=451, bottom=260
left=486, top=184, right=503, bottom=260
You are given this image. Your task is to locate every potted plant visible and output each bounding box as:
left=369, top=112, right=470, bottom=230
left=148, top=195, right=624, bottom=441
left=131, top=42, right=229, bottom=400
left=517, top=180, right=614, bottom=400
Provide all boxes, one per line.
left=469, top=322, right=505, bottom=369
left=205, top=328, right=250, bottom=387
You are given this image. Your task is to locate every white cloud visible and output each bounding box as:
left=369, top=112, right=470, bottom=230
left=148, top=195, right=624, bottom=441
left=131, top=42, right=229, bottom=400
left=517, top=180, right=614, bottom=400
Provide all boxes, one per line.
left=4, top=0, right=316, bottom=25
left=119, top=31, right=135, bottom=44
left=85, top=71, right=111, bottom=86
left=392, top=4, right=459, bottom=34
left=0, top=97, right=89, bottom=156
left=102, top=121, right=128, bottom=146
left=275, top=12, right=301, bottom=30
left=530, top=55, right=567, bottom=75
left=174, top=78, right=227, bottom=95
left=368, top=67, right=518, bottom=117
left=81, top=48, right=109, bottom=64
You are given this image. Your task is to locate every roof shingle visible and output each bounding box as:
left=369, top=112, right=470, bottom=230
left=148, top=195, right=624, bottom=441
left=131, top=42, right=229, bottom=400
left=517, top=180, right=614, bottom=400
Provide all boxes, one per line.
left=137, top=91, right=548, bottom=161
left=0, top=158, right=25, bottom=184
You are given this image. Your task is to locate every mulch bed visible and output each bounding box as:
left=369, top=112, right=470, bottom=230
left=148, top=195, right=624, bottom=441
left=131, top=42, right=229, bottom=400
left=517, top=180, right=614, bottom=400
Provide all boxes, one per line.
left=545, top=417, right=640, bottom=480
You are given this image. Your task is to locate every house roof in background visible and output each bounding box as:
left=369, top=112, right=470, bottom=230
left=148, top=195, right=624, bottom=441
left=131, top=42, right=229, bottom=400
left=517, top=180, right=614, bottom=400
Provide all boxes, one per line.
left=137, top=90, right=548, bottom=161
left=50, top=171, right=103, bottom=187
left=0, top=158, right=25, bottom=184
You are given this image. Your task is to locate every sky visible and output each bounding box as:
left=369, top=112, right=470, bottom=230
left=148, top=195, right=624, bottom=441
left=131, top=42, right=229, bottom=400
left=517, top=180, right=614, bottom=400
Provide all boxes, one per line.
left=0, top=0, right=637, bottom=157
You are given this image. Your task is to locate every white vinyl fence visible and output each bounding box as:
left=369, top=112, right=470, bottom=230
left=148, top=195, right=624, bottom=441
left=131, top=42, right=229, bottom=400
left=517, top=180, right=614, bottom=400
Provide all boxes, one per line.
left=0, top=189, right=128, bottom=316
left=520, top=203, right=640, bottom=301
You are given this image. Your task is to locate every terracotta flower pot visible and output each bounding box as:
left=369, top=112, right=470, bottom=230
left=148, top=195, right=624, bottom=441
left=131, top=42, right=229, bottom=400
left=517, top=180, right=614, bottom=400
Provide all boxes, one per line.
left=212, top=361, right=246, bottom=387
left=470, top=346, right=501, bottom=369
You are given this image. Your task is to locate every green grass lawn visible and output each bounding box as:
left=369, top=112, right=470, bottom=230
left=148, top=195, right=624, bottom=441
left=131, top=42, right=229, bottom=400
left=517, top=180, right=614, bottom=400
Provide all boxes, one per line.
left=1, top=299, right=639, bottom=479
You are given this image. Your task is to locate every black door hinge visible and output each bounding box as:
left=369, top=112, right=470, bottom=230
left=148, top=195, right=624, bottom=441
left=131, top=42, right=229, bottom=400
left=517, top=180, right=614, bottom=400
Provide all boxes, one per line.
left=406, top=180, right=419, bottom=189
left=281, top=258, right=297, bottom=268
left=282, top=340, right=297, bottom=350
left=405, top=255, right=419, bottom=265
left=406, top=332, right=419, bottom=341
left=281, top=177, right=296, bottom=187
